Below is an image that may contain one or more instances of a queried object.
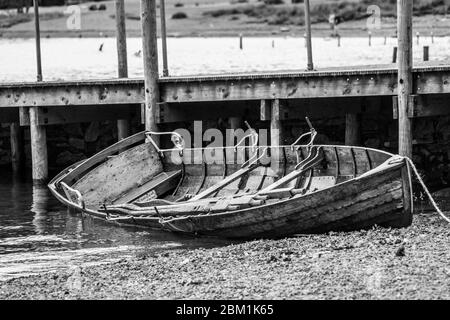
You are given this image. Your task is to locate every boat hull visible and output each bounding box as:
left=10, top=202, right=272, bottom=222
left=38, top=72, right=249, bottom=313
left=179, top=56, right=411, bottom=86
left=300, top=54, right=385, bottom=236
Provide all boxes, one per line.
left=48, top=131, right=413, bottom=239
left=161, top=159, right=411, bottom=239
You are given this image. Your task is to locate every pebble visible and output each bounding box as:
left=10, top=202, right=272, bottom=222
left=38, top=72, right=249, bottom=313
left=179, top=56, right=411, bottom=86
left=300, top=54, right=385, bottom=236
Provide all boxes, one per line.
left=1, top=214, right=449, bottom=300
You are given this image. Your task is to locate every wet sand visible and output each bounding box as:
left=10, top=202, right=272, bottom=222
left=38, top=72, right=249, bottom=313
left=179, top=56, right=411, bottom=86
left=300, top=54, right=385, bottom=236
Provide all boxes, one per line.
left=1, top=213, right=449, bottom=300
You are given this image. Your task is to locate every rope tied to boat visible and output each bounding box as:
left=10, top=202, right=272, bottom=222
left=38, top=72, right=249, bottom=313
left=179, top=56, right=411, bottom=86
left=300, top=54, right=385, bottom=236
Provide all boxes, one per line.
left=404, top=156, right=450, bottom=224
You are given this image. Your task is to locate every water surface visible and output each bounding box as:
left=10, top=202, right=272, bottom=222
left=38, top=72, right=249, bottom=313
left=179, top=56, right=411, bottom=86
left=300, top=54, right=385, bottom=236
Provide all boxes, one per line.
left=1, top=36, right=448, bottom=82
left=0, top=170, right=234, bottom=280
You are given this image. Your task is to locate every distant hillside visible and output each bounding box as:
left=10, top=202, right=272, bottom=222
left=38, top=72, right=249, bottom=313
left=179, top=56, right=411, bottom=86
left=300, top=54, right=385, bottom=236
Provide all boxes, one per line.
left=204, top=0, right=450, bottom=26
left=0, top=0, right=107, bottom=10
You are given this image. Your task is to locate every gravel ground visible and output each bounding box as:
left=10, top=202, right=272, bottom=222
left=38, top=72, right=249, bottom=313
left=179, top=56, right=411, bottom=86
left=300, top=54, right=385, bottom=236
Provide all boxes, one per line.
left=1, top=213, right=449, bottom=300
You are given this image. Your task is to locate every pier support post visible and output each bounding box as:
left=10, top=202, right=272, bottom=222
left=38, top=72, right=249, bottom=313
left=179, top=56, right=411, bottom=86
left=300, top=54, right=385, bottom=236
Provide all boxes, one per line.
left=392, top=0, right=413, bottom=228
left=229, top=117, right=242, bottom=130
left=160, top=0, right=169, bottom=77
left=140, top=0, right=160, bottom=137
left=33, top=0, right=42, bottom=82
left=423, top=46, right=429, bottom=62
left=345, top=113, right=361, bottom=146
left=10, top=123, right=24, bottom=172
left=115, top=0, right=130, bottom=141
left=397, top=0, right=413, bottom=159
left=304, top=0, right=314, bottom=71
left=270, top=99, right=284, bottom=174
left=29, top=107, right=48, bottom=184
left=30, top=0, right=47, bottom=183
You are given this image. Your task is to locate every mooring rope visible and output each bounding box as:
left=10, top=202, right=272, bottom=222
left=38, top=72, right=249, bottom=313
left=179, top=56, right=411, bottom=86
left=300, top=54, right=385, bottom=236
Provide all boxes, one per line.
left=404, top=157, right=450, bottom=224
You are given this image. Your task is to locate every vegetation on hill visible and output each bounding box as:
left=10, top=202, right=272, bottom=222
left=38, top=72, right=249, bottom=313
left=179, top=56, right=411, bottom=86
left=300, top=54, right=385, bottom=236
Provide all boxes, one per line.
left=0, top=11, right=64, bottom=28
left=203, top=0, right=450, bottom=26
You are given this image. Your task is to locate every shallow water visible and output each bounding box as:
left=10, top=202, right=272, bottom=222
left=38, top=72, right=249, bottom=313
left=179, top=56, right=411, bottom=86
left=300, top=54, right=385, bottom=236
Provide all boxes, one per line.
left=0, top=170, right=235, bottom=280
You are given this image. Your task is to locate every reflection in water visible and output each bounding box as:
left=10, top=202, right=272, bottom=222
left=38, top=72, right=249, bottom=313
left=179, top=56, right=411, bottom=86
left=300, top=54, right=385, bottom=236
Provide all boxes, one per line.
left=31, top=185, right=50, bottom=235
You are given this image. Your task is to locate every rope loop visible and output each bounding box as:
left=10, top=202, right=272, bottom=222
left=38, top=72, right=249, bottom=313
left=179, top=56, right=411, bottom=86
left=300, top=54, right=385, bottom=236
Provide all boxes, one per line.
left=404, top=156, right=450, bottom=224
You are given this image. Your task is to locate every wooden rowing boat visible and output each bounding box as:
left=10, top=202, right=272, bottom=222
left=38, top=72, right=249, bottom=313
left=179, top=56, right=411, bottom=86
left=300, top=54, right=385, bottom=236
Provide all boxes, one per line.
left=48, top=128, right=413, bottom=239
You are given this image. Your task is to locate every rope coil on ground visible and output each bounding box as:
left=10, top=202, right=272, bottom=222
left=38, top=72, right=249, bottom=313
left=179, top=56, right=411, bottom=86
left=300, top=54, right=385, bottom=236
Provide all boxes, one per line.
left=404, top=157, right=450, bottom=224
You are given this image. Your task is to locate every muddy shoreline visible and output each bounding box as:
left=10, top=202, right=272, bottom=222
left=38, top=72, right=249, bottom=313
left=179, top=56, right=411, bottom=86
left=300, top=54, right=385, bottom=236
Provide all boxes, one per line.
left=1, top=213, right=449, bottom=300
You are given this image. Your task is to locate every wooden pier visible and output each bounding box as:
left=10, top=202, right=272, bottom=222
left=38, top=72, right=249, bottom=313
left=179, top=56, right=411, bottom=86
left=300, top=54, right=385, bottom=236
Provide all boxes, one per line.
left=1, top=0, right=450, bottom=184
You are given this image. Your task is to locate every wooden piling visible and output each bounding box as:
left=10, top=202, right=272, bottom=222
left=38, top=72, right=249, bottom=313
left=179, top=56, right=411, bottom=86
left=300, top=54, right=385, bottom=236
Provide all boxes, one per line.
left=416, top=31, right=420, bottom=45
left=397, top=0, right=413, bottom=159
left=115, top=0, right=128, bottom=79
left=337, top=34, right=341, bottom=47
left=423, top=45, right=429, bottom=61
left=140, top=0, right=160, bottom=136
left=387, top=0, right=414, bottom=228
left=33, top=0, right=42, bottom=82
left=160, top=0, right=169, bottom=77
left=368, top=31, right=372, bottom=46
left=115, top=0, right=130, bottom=141
left=10, top=123, right=24, bottom=172
left=31, top=0, right=47, bottom=183
left=29, top=107, right=48, bottom=183
left=304, top=0, right=314, bottom=71
left=270, top=99, right=283, bottom=173
left=345, top=113, right=361, bottom=146
left=239, top=33, right=243, bottom=50
left=392, top=46, right=398, bottom=63
left=229, top=117, right=242, bottom=130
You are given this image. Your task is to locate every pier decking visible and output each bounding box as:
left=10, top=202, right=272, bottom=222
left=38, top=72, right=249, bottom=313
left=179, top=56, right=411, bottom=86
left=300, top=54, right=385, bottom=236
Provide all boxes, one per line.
left=1, top=63, right=450, bottom=124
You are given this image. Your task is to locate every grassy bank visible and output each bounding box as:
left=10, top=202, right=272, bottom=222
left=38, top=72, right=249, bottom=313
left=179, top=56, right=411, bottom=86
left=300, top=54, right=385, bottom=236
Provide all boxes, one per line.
left=204, top=0, right=449, bottom=26
left=1, top=213, right=449, bottom=299
left=0, top=11, right=63, bottom=28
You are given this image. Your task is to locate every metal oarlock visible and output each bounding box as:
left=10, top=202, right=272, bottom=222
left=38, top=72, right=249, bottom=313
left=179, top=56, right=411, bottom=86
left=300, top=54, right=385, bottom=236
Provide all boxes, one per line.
left=234, top=122, right=259, bottom=153
left=145, top=131, right=185, bottom=157
left=291, top=117, right=317, bottom=151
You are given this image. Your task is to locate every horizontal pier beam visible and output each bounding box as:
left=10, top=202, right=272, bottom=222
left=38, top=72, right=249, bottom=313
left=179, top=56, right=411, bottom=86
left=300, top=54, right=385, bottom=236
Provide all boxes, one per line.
left=0, top=80, right=145, bottom=108
left=1, top=65, right=450, bottom=108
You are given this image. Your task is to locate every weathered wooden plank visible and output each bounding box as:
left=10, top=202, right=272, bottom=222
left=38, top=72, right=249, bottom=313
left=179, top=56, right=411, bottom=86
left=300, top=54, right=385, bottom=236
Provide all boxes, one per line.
left=1, top=66, right=450, bottom=107
left=115, top=0, right=131, bottom=141
left=189, top=164, right=259, bottom=201
left=141, top=0, right=160, bottom=133
left=29, top=107, right=48, bottom=183
left=397, top=0, right=413, bottom=159
left=114, top=170, right=182, bottom=204
left=160, top=74, right=399, bottom=103
left=10, top=122, right=24, bottom=172
left=345, top=113, right=361, bottom=146
left=73, top=142, right=163, bottom=206
left=0, top=81, right=145, bottom=107
left=61, top=131, right=146, bottom=185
